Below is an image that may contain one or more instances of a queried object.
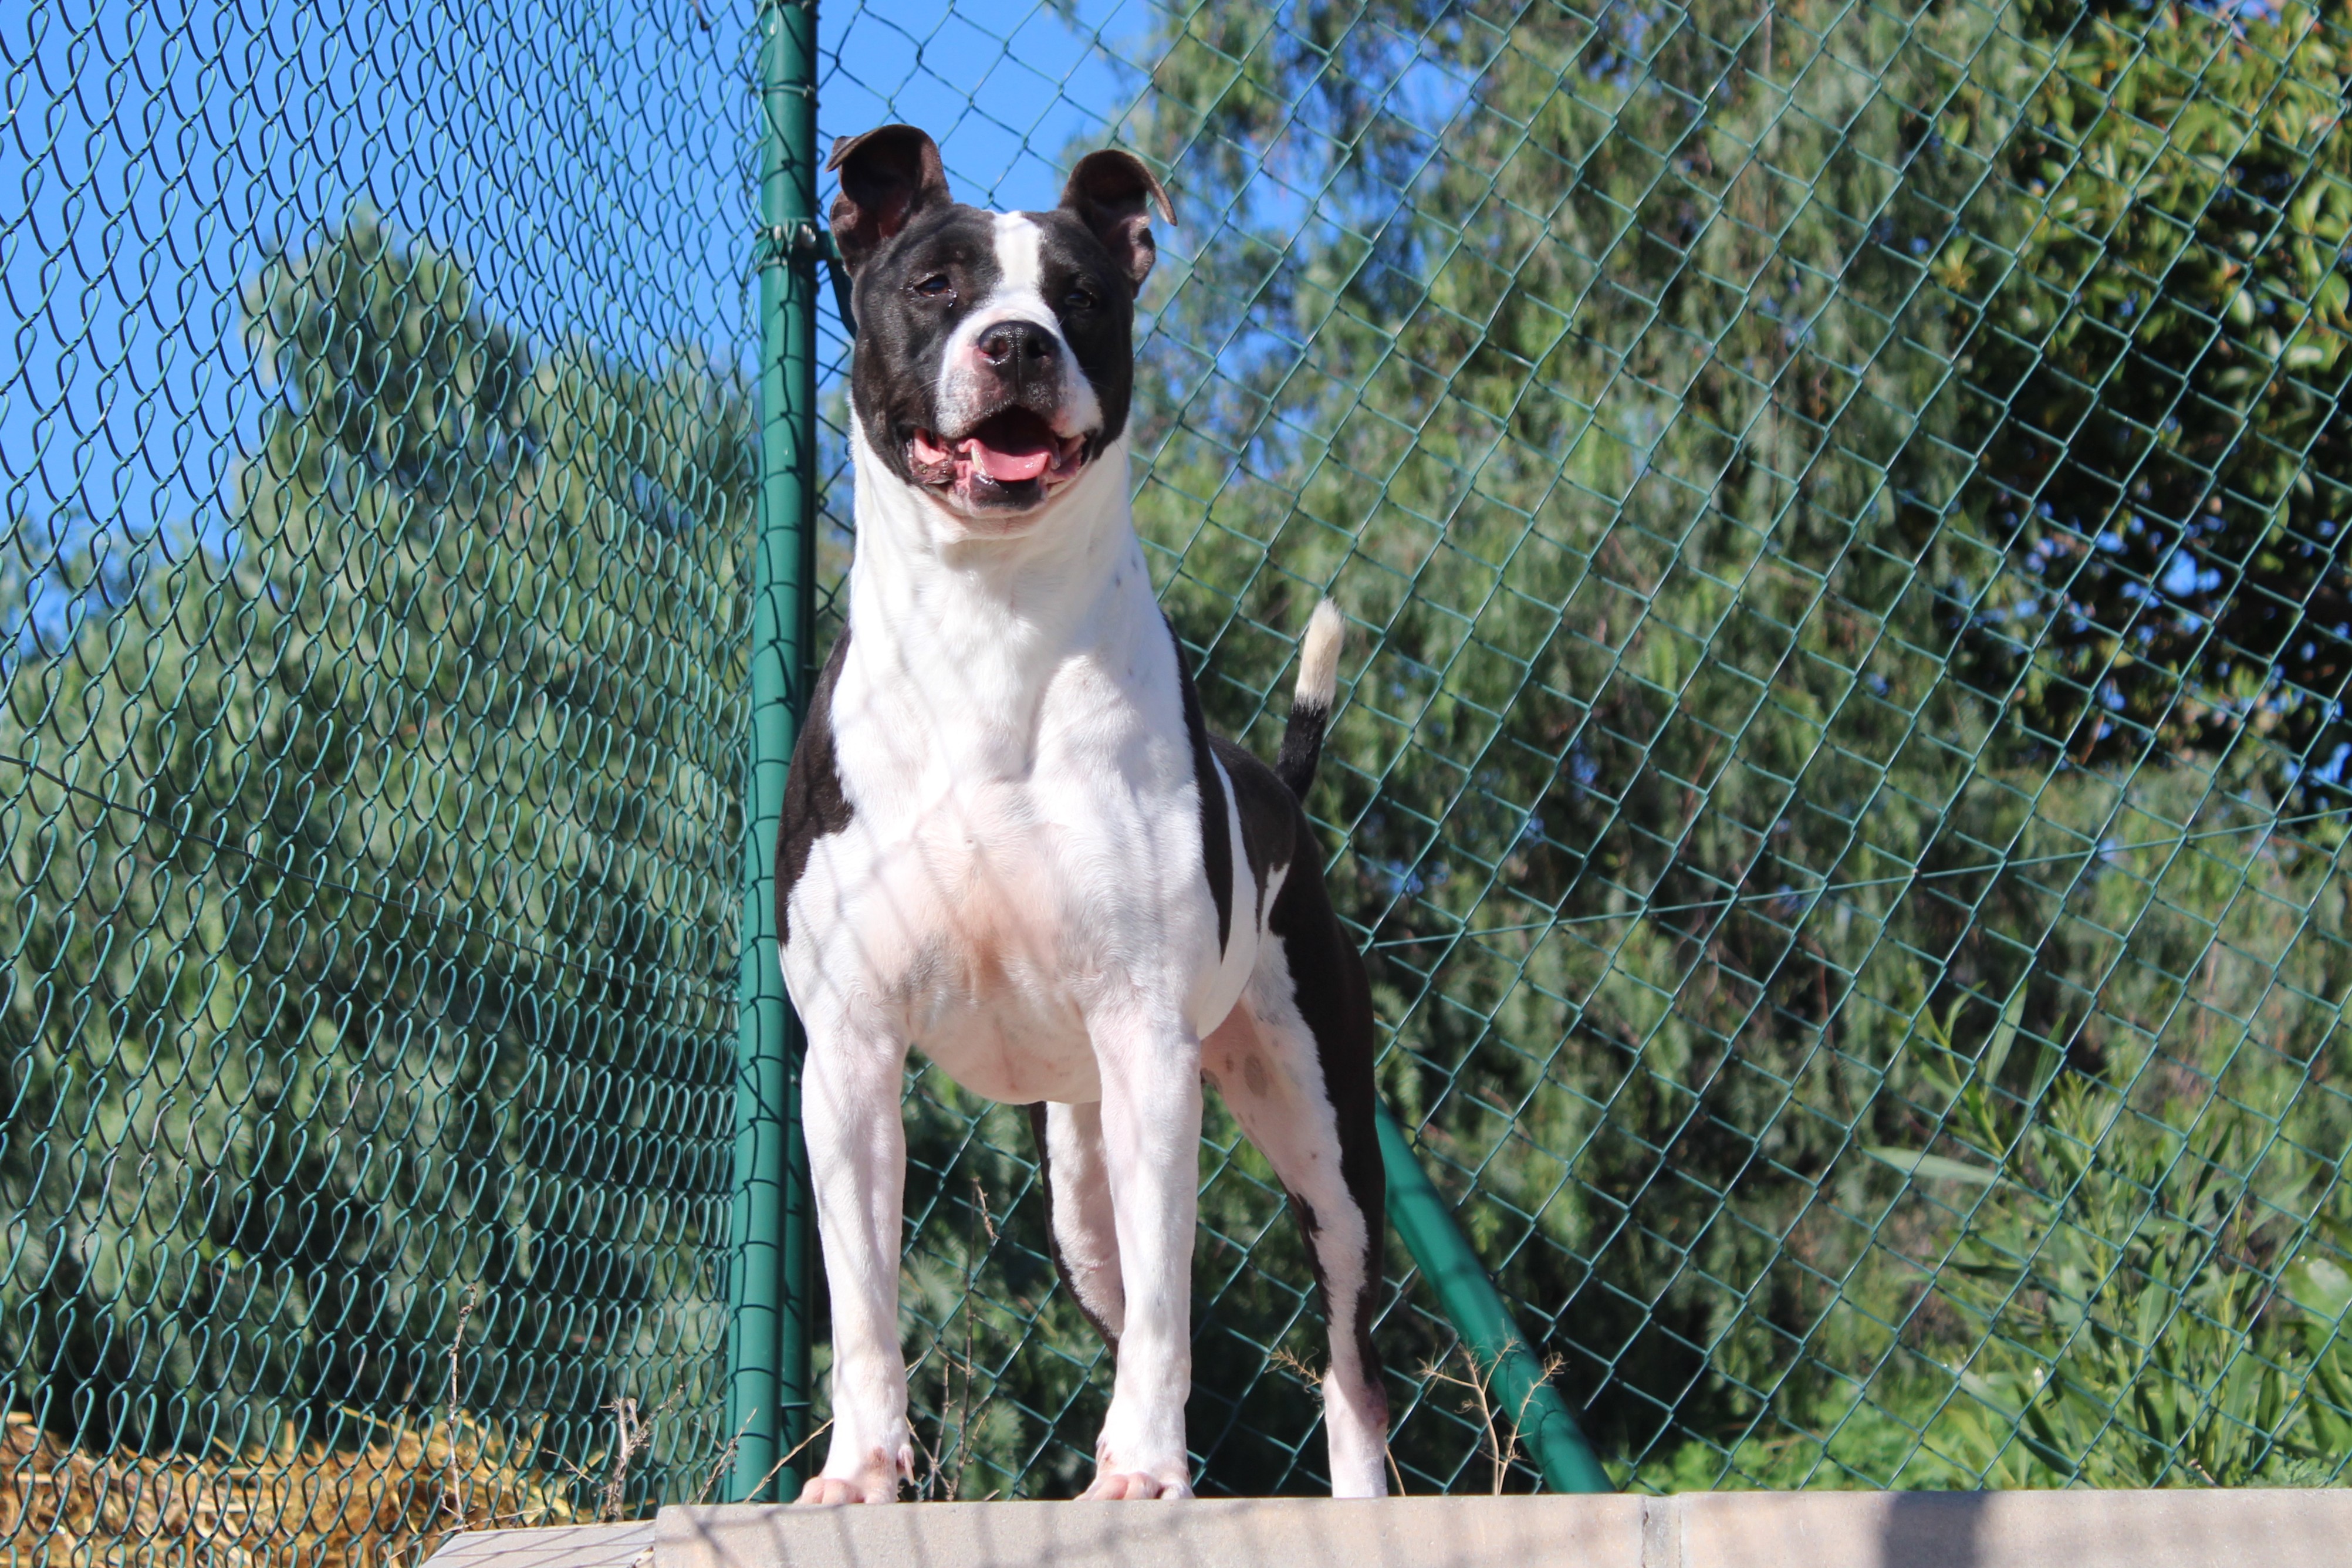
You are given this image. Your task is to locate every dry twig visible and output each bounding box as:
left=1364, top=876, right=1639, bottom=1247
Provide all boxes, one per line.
left=744, top=1418, right=833, bottom=1503
left=599, top=1399, right=644, bottom=1524
left=931, top=1174, right=1001, bottom=1501
left=1418, top=1339, right=1562, bottom=1495
left=439, top=1286, right=478, bottom=1529
left=693, top=1414, right=758, bottom=1506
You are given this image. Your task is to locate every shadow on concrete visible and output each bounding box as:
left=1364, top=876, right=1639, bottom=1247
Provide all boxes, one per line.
left=1880, top=1491, right=1988, bottom=1568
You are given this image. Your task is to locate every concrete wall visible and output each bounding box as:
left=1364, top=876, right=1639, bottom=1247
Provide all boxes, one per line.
left=430, top=1489, right=2351, bottom=1568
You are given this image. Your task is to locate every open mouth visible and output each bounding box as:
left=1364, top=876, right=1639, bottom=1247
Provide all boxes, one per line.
left=910, top=408, right=1090, bottom=498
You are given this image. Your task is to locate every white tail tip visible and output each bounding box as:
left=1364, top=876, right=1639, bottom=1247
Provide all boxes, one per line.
left=1297, top=598, right=1343, bottom=710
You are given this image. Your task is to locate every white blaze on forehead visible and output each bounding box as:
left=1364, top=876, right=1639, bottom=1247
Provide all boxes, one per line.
left=931, top=211, right=1105, bottom=440
left=993, top=212, right=1043, bottom=295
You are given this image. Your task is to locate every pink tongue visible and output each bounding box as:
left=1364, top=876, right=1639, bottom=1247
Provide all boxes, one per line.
left=967, top=437, right=1053, bottom=484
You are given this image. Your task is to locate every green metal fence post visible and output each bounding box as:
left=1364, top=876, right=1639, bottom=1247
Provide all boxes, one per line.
left=728, top=0, right=821, bottom=1507
left=1376, top=1100, right=1613, bottom=1493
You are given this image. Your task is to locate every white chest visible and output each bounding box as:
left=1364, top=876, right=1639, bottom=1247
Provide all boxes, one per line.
left=783, top=611, right=1234, bottom=1104
left=779, top=440, right=1259, bottom=1104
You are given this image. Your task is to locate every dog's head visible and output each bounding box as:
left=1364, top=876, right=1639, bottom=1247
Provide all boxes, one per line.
left=829, top=125, right=1171, bottom=522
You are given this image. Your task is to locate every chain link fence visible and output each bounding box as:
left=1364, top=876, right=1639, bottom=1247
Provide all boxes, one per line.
left=3, top=0, right=756, bottom=1555
left=822, top=0, right=2352, bottom=1502
left=5, top=0, right=2350, bottom=1557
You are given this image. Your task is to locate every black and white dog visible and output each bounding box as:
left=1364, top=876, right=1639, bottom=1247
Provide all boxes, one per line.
left=778, top=125, right=1387, bottom=1503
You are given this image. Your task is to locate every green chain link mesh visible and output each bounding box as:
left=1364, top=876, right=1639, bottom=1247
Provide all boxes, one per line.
left=5, top=0, right=2350, bottom=1556
left=3, top=0, right=757, bottom=1554
left=818, top=0, right=2352, bottom=1503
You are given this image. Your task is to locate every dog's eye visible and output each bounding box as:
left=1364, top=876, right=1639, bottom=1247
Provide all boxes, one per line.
left=913, top=275, right=953, bottom=298
left=1062, top=286, right=1096, bottom=312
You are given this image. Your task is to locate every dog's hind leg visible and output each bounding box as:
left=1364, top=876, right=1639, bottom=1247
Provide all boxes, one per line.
left=1202, top=984, right=1390, bottom=1498
left=1029, top=1100, right=1126, bottom=1347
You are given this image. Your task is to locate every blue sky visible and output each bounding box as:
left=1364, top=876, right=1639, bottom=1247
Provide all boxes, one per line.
left=2, top=0, right=1144, bottom=608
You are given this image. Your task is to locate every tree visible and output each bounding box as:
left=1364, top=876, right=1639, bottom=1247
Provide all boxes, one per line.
left=1948, top=3, right=2351, bottom=790
left=2, top=211, right=752, bottom=1501
left=877, top=0, right=2351, bottom=1493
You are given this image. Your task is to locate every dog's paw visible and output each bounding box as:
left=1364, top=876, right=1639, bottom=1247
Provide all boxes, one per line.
left=1079, top=1469, right=1194, bottom=1501
left=796, top=1443, right=911, bottom=1505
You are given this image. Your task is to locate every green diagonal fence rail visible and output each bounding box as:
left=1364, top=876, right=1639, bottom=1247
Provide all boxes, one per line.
left=5, top=0, right=2350, bottom=1557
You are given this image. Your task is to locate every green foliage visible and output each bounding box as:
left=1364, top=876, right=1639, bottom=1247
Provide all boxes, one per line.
left=1113, top=0, right=2030, bottom=1488
left=1950, top=4, right=2352, bottom=781
left=2, top=211, right=750, bottom=1496
left=11, top=0, right=2350, bottom=1513
left=1852, top=1003, right=2351, bottom=1488
left=869, top=0, right=2352, bottom=1496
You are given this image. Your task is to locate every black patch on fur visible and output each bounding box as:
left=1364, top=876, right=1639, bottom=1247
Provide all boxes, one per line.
left=842, top=202, right=1138, bottom=506
left=1275, top=695, right=1330, bottom=800
left=1028, top=1101, right=1121, bottom=1353
left=1211, top=734, right=1298, bottom=931
left=1170, top=619, right=1234, bottom=955
left=846, top=204, right=1001, bottom=479
left=1059, top=150, right=1171, bottom=295
left=776, top=630, right=854, bottom=949
left=1264, top=799, right=1389, bottom=1427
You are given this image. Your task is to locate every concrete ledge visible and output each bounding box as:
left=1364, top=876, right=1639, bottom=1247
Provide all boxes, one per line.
left=653, top=1489, right=2352, bottom=1568
left=428, top=1521, right=653, bottom=1568
left=426, top=1491, right=2352, bottom=1568
left=661, top=1497, right=1634, bottom=1568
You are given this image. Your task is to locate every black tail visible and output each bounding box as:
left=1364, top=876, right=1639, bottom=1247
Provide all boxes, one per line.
left=1275, top=600, right=1344, bottom=799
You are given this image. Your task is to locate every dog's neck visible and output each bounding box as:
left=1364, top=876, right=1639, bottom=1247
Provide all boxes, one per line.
left=842, top=424, right=1164, bottom=771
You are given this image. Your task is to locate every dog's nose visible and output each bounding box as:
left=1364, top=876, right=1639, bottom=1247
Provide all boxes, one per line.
left=978, top=320, right=1055, bottom=369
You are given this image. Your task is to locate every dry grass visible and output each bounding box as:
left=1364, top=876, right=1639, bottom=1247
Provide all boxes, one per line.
left=1419, top=1340, right=1572, bottom=1495
left=0, top=1410, right=576, bottom=1568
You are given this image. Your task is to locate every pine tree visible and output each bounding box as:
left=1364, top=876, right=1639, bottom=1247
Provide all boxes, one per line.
left=2, top=211, right=752, bottom=1489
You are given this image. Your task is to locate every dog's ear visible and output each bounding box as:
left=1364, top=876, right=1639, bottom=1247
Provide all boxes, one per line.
left=827, top=124, right=951, bottom=275
left=1059, top=150, right=1173, bottom=293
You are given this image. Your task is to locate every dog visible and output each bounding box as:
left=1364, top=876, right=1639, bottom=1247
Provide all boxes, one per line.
left=777, top=124, right=1387, bottom=1503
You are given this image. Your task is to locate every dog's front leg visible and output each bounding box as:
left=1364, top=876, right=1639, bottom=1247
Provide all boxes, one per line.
left=1083, top=1009, right=1203, bottom=1501
left=799, top=1017, right=914, bottom=1504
